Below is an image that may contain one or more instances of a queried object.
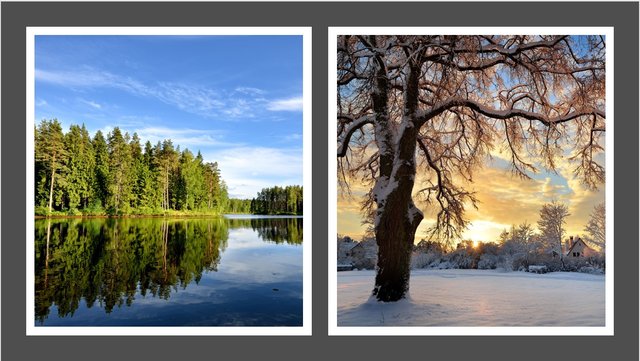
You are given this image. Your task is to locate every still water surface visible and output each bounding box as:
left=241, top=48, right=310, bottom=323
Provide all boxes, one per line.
left=34, top=215, right=302, bottom=326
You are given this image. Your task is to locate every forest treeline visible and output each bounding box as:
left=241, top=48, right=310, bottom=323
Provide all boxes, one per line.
left=35, top=119, right=303, bottom=216
left=225, top=186, right=303, bottom=215
left=35, top=119, right=228, bottom=216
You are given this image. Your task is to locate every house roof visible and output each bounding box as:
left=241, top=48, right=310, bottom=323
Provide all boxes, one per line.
left=566, top=238, right=594, bottom=255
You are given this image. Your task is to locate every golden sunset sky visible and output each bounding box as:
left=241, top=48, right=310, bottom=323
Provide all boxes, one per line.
left=337, top=143, right=605, bottom=245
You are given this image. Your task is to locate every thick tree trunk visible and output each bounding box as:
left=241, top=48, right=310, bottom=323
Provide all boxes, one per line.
left=372, top=124, right=424, bottom=301
left=373, top=186, right=423, bottom=301
left=372, top=58, right=423, bottom=302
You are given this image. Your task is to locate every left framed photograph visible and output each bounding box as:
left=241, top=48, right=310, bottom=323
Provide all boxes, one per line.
left=26, top=27, right=312, bottom=336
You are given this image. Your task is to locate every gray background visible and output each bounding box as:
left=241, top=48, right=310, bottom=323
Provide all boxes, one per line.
left=2, top=2, right=637, bottom=360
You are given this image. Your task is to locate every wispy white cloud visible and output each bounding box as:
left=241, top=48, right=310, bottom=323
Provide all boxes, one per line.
left=223, top=99, right=254, bottom=118
left=80, top=99, right=102, bottom=109
left=91, top=125, right=239, bottom=150
left=35, top=98, right=48, bottom=107
left=133, top=126, right=238, bottom=148
left=153, top=82, right=224, bottom=114
left=36, top=67, right=301, bottom=121
left=234, top=87, right=265, bottom=95
left=267, top=96, right=303, bottom=112
left=203, top=146, right=303, bottom=199
left=283, top=133, right=302, bottom=141
left=36, top=68, right=115, bottom=88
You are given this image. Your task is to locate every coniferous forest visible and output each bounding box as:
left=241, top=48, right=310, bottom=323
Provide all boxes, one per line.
left=250, top=186, right=303, bottom=215
left=35, top=119, right=302, bottom=216
left=225, top=185, right=303, bottom=215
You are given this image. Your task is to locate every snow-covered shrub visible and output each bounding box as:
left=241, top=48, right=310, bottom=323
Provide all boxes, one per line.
left=411, top=251, right=442, bottom=269
left=352, top=257, right=376, bottom=270
left=584, top=253, right=606, bottom=272
left=563, top=255, right=605, bottom=274
left=477, top=254, right=498, bottom=269
left=497, top=254, right=516, bottom=271
left=577, top=266, right=604, bottom=275
left=410, top=252, right=429, bottom=269
left=337, top=236, right=357, bottom=266
left=544, top=257, right=564, bottom=272
left=436, top=261, right=454, bottom=269
left=414, top=239, right=446, bottom=254
left=446, top=248, right=476, bottom=269
left=410, top=241, right=446, bottom=269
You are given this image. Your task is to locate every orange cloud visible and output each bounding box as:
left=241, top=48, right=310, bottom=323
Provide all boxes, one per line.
left=337, top=153, right=604, bottom=243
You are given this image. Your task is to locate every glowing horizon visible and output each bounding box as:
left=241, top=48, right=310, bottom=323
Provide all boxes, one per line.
left=337, top=152, right=605, bottom=245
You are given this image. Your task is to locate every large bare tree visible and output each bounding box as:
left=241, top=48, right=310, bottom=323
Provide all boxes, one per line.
left=337, top=35, right=606, bottom=301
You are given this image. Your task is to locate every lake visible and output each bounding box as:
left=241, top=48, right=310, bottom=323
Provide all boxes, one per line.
left=34, top=215, right=303, bottom=327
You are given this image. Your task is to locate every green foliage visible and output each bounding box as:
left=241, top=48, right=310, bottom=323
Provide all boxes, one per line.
left=226, top=198, right=252, bottom=213
left=93, top=130, right=110, bottom=207
left=34, top=120, right=230, bottom=217
left=61, top=125, right=96, bottom=210
left=34, top=216, right=302, bottom=321
left=83, top=199, right=105, bottom=216
left=250, top=185, right=303, bottom=215
left=35, top=206, right=51, bottom=217
left=66, top=208, right=82, bottom=216
left=34, top=218, right=228, bottom=320
left=35, top=119, right=68, bottom=213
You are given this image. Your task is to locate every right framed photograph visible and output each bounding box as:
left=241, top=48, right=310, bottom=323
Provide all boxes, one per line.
left=329, top=28, right=613, bottom=335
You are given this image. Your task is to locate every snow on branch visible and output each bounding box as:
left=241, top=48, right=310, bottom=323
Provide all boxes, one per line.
left=415, top=97, right=606, bottom=129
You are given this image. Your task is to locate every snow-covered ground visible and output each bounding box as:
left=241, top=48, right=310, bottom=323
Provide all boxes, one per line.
left=338, top=269, right=605, bottom=326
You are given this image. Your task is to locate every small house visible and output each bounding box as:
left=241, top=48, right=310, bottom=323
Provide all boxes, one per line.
left=564, top=236, right=597, bottom=258
left=348, top=238, right=378, bottom=270
left=337, top=236, right=358, bottom=266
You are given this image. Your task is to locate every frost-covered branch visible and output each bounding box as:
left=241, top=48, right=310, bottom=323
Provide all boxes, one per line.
left=416, top=138, right=477, bottom=245
left=415, top=97, right=605, bottom=128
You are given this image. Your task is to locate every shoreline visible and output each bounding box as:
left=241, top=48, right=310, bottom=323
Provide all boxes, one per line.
left=34, top=213, right=303, bottom=219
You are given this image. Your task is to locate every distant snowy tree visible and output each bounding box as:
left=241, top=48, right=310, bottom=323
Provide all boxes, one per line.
left=500, top=221, right=551, bottom=270
left=477, top=253, right=499, bottom=270
left=338, top=35, right=606, bottom=301
left=537, top=201, right=570, bottom=265
left=584, top=202, right=605, bottom=252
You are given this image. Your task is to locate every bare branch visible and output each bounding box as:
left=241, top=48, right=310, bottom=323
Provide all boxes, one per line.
left=416, top=96, right=605, bottom=128
left=337, top=115, right=374, bottom=158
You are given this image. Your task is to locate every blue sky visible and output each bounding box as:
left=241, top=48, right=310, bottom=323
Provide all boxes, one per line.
left=35, top=35, right=303, bottom=199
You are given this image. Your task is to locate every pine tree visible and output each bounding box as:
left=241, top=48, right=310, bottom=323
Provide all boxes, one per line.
left=204, top=162, right=222, bottom=210
left=107, top=128, right=133, bottom=214
left=62, top=124, right=95, bottom=211
left=129, top=133, right=144, bottom=209
left=34, top=121, right=231, bottom=216
left=79, top=125, right=96, bottom=208
left=35, top=119, right=68, bottom=213
left=139, top=141, right=159, bottom=211
left=192, top=151, right=207, bottom=209
left=93, top=130, right=110, bottom=209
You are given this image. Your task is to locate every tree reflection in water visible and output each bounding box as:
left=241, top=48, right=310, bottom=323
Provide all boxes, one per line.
left=34, top=217, right=302, bottom=324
